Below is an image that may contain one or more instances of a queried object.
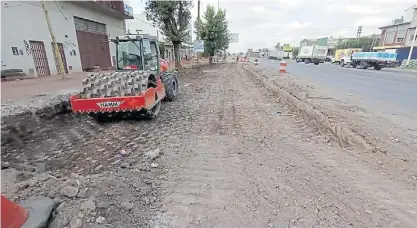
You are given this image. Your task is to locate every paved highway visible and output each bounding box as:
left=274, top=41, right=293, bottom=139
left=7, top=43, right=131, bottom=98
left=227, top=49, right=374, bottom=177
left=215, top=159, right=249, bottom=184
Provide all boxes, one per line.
left=256, top=58, right=417, bottom=114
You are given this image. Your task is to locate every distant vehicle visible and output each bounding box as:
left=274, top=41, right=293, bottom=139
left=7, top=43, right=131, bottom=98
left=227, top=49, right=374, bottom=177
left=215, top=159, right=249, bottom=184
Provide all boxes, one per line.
left=350, top=52, right=398, bottom=70
left=254, top=59, right=259, bottom=65
left=268, top=50, right=284, bottom=60
left=282, top=52, right=292, bottom=59
left=334, top=48, right=363, bottom=66
left=296, top=45, right=328, bottom=65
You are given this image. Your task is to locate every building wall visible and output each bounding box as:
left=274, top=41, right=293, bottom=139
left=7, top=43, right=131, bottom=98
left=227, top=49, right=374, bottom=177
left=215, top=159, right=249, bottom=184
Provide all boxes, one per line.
left=405, top=27, right=417, bottom=46
left=380, top=23, right=414, bottom=46
left=300, top=40, right=317, bottom=48
left=126, top=12, right=165, bottom=42
left=1, top=1, right=125, bottom=75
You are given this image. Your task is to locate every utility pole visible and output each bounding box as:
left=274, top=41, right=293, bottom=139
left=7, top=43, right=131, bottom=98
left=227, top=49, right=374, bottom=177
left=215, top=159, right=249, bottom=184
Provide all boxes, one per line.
left=356, top=26, right=362, bottom=40
left=370, top=34, right=376, bottom=51
left=41, top=0, right=66, bottom=79
left=196, top=0, right=200, bottom=66
left=406, top=6, right=417, bottom=66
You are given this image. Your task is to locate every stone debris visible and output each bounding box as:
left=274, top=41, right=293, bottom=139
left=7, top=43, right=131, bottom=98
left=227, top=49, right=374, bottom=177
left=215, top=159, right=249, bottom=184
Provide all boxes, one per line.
left=60, top=185, right=79, bottom=198
left=69, top=216, right=83, bottom=228
left=80, top=199, right=96, bottom=211
left=96, top=216, right=106, bottom=224
left=120, top=201, right=134, bottom=211
left=145, top=148, right=161, bottom=160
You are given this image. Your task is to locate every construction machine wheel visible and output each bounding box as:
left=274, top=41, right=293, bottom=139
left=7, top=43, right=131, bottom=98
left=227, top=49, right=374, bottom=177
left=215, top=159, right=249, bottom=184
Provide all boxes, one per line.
left=161, top=72, right=179, bottom=101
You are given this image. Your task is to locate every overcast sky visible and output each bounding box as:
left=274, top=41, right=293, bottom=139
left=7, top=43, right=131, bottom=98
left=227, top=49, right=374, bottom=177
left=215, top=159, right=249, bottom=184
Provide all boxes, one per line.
left=128, top=0, right=417, bottom=53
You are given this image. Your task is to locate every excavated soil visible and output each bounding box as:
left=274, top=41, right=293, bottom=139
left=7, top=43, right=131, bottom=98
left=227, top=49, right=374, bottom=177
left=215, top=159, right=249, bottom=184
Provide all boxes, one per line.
left=1, top=63, right=416, bottom=228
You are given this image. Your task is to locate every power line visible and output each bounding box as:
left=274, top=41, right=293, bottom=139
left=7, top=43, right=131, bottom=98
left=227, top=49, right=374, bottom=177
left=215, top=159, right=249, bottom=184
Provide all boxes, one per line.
left=2, top=1, right=24, bottom=8
left=54, top=1, right=68, bottom=20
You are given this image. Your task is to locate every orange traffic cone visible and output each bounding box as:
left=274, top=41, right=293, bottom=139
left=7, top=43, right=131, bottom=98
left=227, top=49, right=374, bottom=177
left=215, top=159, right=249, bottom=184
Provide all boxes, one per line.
left=1, top=195, right=28, bottom=228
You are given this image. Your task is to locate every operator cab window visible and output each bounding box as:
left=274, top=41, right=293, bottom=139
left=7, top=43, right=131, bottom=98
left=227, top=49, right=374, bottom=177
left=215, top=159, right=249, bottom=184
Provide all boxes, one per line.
left=116, top=40, right=142, bottom=70
left=143, top=39, right=159, bottom=71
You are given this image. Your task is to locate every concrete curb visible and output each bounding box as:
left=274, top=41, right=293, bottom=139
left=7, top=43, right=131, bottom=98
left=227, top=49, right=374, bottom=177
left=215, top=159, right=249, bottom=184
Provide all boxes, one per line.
left=243, top=65, right=376, bottom=151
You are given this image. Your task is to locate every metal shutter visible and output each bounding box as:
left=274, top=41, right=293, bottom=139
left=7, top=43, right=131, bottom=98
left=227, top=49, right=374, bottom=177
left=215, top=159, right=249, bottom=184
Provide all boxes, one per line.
left=74, top=17, right=106, bottom=34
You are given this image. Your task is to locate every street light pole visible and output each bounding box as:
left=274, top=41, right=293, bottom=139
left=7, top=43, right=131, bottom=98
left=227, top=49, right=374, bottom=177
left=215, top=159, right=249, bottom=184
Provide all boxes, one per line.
left=406, top=25, right=417, bottom=66
left=406, top=6, right=417, bottom=66
left=197, top=0, right=200, bottom=66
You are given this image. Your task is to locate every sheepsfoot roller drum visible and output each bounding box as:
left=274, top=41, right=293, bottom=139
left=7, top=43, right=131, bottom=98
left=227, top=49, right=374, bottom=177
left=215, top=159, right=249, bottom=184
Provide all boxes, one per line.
left=70, top=35, right=179, bottom=122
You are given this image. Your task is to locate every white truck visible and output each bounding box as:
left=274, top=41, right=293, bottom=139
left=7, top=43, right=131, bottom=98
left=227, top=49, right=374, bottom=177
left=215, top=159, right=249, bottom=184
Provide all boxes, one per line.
left=296, top=45, right=328, bottom=65
left=268, top=50, right=284, bottom=60
left=349, top=52, right=398, bottom=70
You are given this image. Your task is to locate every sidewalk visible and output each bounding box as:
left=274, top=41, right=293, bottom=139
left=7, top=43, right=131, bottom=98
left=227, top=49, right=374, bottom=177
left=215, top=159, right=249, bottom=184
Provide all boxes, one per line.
left=1, top=72, right=90, bottom=102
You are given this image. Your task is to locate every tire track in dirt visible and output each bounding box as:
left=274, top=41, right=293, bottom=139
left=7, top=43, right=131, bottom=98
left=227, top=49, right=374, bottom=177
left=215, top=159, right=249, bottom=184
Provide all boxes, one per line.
left=152, top=63, right=416, bottom=228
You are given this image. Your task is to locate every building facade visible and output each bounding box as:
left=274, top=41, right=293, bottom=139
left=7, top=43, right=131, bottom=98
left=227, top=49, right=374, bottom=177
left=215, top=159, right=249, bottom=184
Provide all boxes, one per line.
left=1, top=0, right=133, bottom=76
left=299, top=39, right=317, bottom=48
left=378, top=8, right=417, bottom=47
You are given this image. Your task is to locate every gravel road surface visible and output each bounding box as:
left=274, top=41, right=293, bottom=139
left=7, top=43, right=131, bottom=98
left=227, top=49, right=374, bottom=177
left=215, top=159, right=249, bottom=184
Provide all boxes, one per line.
left=2, top=63, right=416, bottom=228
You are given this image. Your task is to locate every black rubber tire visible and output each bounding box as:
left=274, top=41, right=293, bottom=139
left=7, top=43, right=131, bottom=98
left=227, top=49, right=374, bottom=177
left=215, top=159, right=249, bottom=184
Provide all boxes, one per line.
left=374, top=65, right=382, bottom=70
left=161, top=72, right=179, bottom=101
left=314, top=62, right=319, bottom=65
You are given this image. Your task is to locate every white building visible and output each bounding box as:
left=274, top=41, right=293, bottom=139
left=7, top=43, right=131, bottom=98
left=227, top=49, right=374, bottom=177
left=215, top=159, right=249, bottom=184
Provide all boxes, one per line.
left=126, top=12, right=175, bottom=61
left=1, top=0, right=133, bottom=76
left=126, top=12, right=163, bottom=41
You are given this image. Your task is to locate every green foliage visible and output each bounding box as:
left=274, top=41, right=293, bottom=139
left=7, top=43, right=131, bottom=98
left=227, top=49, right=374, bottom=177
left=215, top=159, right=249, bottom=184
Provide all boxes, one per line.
left=275, top=42, right=280, bottom=49
left=158, top=41, right=165, bottom=58
left=145, top=1, right=192, bottom=43
left=292, top=47, right=299, bottom=57
left=145, top=1, right=193, bottom=68
left=336, top=37, right=374, bottom=51
left=195, top=5, right=230, bottom=58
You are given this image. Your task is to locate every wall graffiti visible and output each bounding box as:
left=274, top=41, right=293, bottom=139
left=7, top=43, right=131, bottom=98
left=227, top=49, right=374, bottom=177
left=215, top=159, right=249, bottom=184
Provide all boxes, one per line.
left=23, top=40, right=31, bottom=55
left=63, top=40, right=76, bottom=50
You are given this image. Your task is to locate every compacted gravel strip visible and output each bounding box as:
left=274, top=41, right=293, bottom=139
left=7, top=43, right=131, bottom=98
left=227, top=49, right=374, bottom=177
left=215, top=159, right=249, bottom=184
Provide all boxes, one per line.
left=2, top=63, right=416, bottom=228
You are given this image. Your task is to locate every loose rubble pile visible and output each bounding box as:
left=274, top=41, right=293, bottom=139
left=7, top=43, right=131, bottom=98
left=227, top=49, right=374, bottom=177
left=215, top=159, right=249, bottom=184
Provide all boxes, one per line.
left=1, top=90, right=76, bottom=146
left=1, top=66, right=206, bottom=227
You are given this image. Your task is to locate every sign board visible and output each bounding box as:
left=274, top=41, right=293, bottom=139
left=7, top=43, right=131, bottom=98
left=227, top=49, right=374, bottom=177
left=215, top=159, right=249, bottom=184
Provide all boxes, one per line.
left=124, top=4, right=133, bottom=17
left=229, top=33, right=239, bottom=43
left=193, top=40, right=204, bottom=53
left=317, top=37, right=328, bottom=46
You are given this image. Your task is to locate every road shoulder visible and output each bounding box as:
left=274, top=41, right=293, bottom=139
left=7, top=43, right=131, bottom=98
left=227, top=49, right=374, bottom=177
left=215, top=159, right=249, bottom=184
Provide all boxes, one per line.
left=245, top=64, right=417, bottom=188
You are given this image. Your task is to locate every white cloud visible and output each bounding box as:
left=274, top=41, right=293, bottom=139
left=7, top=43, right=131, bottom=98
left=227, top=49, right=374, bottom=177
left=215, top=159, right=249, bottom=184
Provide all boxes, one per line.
left=278, top=0, right=303, bottom=9
left=252, top=6, right=266, bottom=14
left=290, top=21, right=312, bottom=29
left=354, top=16, right=389, bottom=27
left=345, top=5, right=383, bottom=15
left=336, top=29, right=350, bottom=37
left=128, top=0, right=417, bottom=53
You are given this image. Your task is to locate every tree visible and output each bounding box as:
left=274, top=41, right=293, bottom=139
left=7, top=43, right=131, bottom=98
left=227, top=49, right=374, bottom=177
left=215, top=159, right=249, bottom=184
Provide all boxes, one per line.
left=145, top=1, right=193, bottom=68
left=336, top=37, right=374, bottom=51
left=292, top=47, right=299, bottom=57
left=158, top=41, right=165, bottom=59
left=195, top=5, right=229, bottom=63
left=275, top=42, right=281, bottom=50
